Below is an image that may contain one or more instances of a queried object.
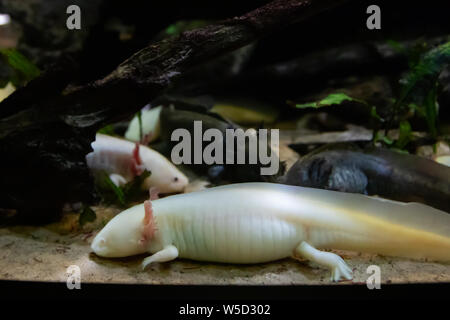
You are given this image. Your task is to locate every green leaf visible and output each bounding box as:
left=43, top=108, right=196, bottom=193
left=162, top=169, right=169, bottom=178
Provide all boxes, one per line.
left=387, top=39, right=429, bottom=68
left=137, top=110, right=143, bottom=142
left=374, top=131, right=394, bottom=145
left=97, top=125, right=115, bottom=135
left=386, top=40, right=406, bottom=54
left=94, top=170, right=151, bottom=206
left=95, top=171, right=126, bottom=206
left=165, top=24, right=178, bottom=36
left=395, top=120, right=412, bottom=149
left=0, top=49, right=40, bottom=85
left=370, top=106, right=384, bottom=122
left=79, top=206, right=97, bottom=226
left=389, top=148, right=409, bottom=155
left=163, top=20, right=210, bottom=38
left=122, top=170, right=151, bottom=203
left=407, top=103, right=426, bottom=118
left=294, top=93, right=364, bottom=109
left=394, top=41, right=450, bottom=137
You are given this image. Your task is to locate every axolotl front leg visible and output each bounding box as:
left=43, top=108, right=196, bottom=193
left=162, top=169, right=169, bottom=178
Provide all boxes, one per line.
left=140, top=199, right=178, bottom=269
left=138, top=200, right=353, bottom=281
left=142, top=245, right=179, bottom=269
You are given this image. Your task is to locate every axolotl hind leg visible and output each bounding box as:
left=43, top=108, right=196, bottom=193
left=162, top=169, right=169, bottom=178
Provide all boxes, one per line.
left=294, top=241, right=353, bottom=282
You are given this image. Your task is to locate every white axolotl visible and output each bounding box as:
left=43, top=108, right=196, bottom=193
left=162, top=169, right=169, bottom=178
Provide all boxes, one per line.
left=91, top=182, right=450, bottom=281
left=124, top=105, right=162, bottom=144
left=435, top=155, right=450, bottom=167
left=86, top=133, right=188, bottom=194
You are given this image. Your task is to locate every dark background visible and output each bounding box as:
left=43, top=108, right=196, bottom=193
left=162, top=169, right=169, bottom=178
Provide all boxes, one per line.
left=80, top=0, right=450, bottom=80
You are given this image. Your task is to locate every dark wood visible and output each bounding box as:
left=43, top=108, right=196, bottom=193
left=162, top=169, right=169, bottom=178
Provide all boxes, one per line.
left=0, top=0, right=347, bottom=223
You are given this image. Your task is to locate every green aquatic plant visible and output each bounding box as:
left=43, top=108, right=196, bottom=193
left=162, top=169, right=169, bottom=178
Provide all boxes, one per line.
left=162, top=20, right=210, bottom=38
left=291, top=92, right=386, bottom=123
left=373, top=131, right=393, bottom=146
left=291, top=93, right=364, bottom=109
left=95, top=170, right=151, bottom=206
left=121, top=170, right=152, bottom=203
left=79, top=206, right=97, bottom=226
left=137, top=109, right=143, bottom=142
left=386, top=39, right=429, bottom=69
left=395, top=41, right=450, bottom=137
left=0, top=49, right=40, bottom=87
left=97, top=124, right=115, bottom=135
left=97, top=171, right=126, bottom=205
left=372, top=120, right=413, bottom=150
left=370, top=106, right=385, bottom=122
left=395, top=120, right=412, bottom=149
left=370, top=40, right=450, bottom=149
left=292, top=91, right=415, bottom=150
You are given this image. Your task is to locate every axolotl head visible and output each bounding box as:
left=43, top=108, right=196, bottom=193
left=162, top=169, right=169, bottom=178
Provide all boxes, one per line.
left=136, top=145, right=189, bottom=194
left=91, top=201, right=157, bottom=258
left=141, top=164, right=189, bottom=194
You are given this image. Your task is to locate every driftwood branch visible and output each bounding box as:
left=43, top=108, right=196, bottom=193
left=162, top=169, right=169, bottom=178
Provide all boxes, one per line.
left=59, top=0, right=346, bottom=129
left=0, top=0, right=347, bottom=223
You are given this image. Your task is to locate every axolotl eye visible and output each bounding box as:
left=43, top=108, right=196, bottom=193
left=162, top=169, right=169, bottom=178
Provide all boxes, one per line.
left=168, top=174, right=188, bottom=193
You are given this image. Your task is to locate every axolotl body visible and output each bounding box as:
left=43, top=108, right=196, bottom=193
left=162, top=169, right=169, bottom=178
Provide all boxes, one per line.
left=86, top=133, right=188, bottom=194
left=92, top=183, right=450, bottom=281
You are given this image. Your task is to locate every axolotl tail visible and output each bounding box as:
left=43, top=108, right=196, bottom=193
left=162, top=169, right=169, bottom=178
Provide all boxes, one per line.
left=311, top=192, right=450, bottom=263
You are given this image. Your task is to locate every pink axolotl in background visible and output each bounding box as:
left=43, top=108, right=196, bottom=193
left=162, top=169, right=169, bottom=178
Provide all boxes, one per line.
left=86, top=134, right=188, bottom=194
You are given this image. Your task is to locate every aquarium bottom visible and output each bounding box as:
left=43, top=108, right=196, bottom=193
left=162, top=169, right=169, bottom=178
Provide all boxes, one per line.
left=0, top=216, right=449, bottom=285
